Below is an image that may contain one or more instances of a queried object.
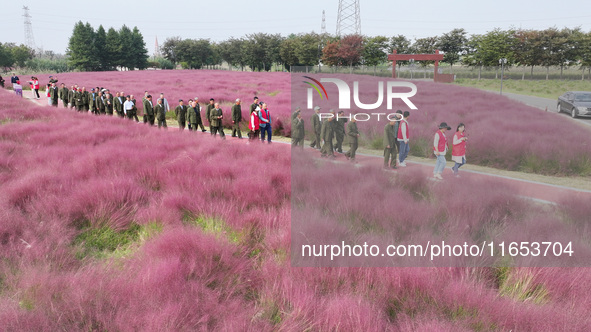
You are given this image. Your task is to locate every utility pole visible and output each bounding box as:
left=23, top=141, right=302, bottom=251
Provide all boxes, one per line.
left=499, top=58, right=507, bottom=95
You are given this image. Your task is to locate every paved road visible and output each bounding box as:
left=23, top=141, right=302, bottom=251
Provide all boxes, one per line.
left=498, top=91, right=591, bottom=128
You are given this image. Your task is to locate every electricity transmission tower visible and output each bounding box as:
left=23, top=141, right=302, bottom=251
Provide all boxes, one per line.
left=22, top=6, right=36, bottom=49
left=336, top=0, right=361, bottom=36
left=321, top=10, right=327, bottom=35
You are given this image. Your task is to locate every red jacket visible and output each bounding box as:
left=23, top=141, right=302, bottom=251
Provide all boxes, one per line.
left=31, top=80, right=39, bottom=89
left=452, top=132, right=466, bottom=156
left=397, top=119, right=409, bottom=140
left=249, top=111, right=260, bottom=131
left=433, top=130, right=447, bottom=153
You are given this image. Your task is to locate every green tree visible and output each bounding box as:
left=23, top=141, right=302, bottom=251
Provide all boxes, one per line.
left=130, top=26, right=149, bottom=69
left=118, top=25, right=134, bottom=70
left=437, top=28, right=468, bottom=71
left=0, top=43, right=14, bottom=70
left=512, top=29, right=543, bottom=79
left=462, top=34, right=486, bottom=79
left=162, top=36, right=182, bottom=65
left=279, top=36, right=300, bottom=70
left=411, top=36, right=438, bottom=68
left=390, top=34, right=412, bottom=73
left=363, top=35, right=388, bottom=73
left=9, top=44, right=34, bottom=68
left=95, top=25, right=107, bottom=70
left=295, top=32, right=322, bottom=67
left=66, top=21, right=99, bottom=71
left=219, top=37, right=245, bottom=70
left=575, top=31, right=591, bottom=79
left=105, top=27, right=122, bottom=70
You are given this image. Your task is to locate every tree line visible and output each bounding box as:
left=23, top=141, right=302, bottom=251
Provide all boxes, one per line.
left=0, top=43, right=35, bottom=70
left=67, top=21, right=149, bottom=71
left=4, top=25, right=591, bottom=79
left=161, top=27, right=591, bottom=79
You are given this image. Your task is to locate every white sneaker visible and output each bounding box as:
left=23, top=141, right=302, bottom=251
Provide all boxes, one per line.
left=399, top=162, right=407, bottom=167
left=434, top=173, right=443, bottom=180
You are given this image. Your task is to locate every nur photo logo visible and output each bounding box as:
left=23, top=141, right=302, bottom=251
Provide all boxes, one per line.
left=303, top=76, right=419, bottom=110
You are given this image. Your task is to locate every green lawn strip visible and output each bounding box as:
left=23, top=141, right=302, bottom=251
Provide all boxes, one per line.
left=455, top=78, right=591, bottom=99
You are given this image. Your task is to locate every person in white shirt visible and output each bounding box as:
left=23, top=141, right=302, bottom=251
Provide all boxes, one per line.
left=123, top=95, right=135, bottom=118
left=160, top=93, right=170, bottom=113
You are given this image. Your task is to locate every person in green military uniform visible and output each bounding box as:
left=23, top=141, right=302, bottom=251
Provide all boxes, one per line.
left=96, top=91, right=105, bottom=115
left=291, top=110, right=305, bottom=149
left=58, top=83, right=69, bottom=108
left=174, top=99, right=187, bottom=131
left=320, top=116, right=335, bottom=158
left=155, top=97, right=167, bottom=128
left=383, top=119, right=398, bottom=169
left=103, top=90, right=114, bottom=115
left=344, top=117, right=359, bottom=162
left=209, top=102, right=225, bottom=138
left=334, top=110, right=348, bottom=153
left=88, top=88, right=97, bottom=114
left=192, top=97, right=206, bottom=132
left=186, top=100, right=202, bottom=132
left=81, top=87, right=90, bottom=112
left=74, top=88, right=84, bottom=112
left=250, top=96, right=259, bottom=117
left=205, top=98, right=215, bottom=133
left=309, top=106, right=322, bottom=149
left=291, top=107, right=301, bottom=121
left=231, top=98, right=243, bottom=138
left=142, top=95, right=154, bottom=125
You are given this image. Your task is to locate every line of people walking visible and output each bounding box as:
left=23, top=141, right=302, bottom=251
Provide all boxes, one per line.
left=297, top=106, right=468, bottom=179
left=26, top=80, right=276, bottom=143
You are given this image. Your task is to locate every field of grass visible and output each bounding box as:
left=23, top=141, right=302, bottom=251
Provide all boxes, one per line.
left=294, top=73, right=591, bottom=177
left=2, top=84, right=591, bottom=330
left=455, top=78, right=591, bottom=99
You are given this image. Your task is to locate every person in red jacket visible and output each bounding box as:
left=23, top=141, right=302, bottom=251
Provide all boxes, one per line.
left=451, top=123, right=468, bottom=176
left=248, top=106, right=260, bottom=141
left=29, top=76, right=40, bottom=99
left=433, top=122, right=451, bottom=180
left=397, top=111, right=410, bottom=167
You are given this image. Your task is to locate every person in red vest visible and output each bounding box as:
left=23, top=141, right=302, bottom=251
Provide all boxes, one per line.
left=28, top=76, right=40, bottom=99
left=451, top=123, right=468, bottom=176
left=248, top=106, right=260, bottom=141
left=258, top=102, right=272, bottom=143
left=433, top=122, right=451, bottom=180
left=397, top=111, right=410, bottom=167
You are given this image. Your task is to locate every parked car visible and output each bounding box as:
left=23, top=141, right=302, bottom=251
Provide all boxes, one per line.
left=557, top=91, right=591, bottom=118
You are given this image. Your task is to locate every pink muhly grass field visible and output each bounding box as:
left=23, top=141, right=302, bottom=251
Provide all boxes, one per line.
left=1, top=88, right=591, bottom=330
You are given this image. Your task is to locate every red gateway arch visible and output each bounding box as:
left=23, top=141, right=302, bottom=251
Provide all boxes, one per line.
left=388, top=49, right=455, bottom=83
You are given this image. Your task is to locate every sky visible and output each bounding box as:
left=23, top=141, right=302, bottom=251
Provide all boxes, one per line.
left=2, top=0, right=591, bottom=55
